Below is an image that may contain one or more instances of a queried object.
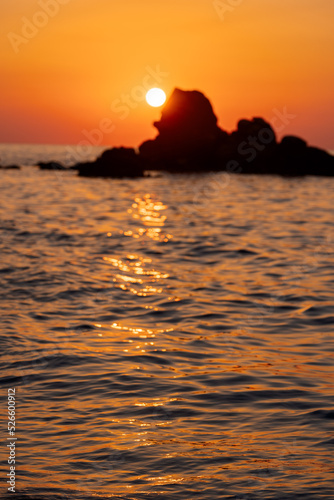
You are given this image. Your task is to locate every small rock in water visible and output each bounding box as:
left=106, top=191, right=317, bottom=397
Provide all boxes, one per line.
left=37, top=161, right=67, bottom=170
left=75, top=147, right=144, bottom=178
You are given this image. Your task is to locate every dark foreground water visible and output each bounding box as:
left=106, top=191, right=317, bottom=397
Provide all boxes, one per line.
left=0, top=148, right=334, bottom=499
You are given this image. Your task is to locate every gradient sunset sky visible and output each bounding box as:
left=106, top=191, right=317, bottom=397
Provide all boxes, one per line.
left=1, top=0, right=333, bottom=149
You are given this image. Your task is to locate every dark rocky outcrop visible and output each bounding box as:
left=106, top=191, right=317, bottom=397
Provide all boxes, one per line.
left=140, top=88, right=227, bottom=171
left=273, top=136, right=334, bottom=176
left=216, top=117, right=278, bottom=174
left=38, top=161, right=67, bottom=170
left=138, top=88, right=334, bottom=176
left=75, top=147, right=144, bottom=178
left=0, top=165, right=20, bottom=170
left=37, top=88, right=332, bottom=178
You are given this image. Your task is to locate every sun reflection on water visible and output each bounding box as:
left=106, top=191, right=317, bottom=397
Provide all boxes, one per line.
left=4, top=173, right=334, bottom=498
left=102, top=194, right=172, bottom=299
left=121, top=194, right=173, bottom=242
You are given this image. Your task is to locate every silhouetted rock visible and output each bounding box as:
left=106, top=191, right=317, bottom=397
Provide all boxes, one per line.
left=139, top=88, right=225, bottom=171
left=217, top=117, right=278, bottom=174
left=305, top=147, right=334, bottom=176
left=280, top=135, right=307, bottom=151
left=35, top=88, right=333, bottom=177
left=273, top=136, right=334, bottom=176
left=38, top=161, right=67, bottom=170
left=0, top=165, right=20, bottom=170
left=139, top=88, right=334, bottom=176
left=76, top=147, right=144, bottom=178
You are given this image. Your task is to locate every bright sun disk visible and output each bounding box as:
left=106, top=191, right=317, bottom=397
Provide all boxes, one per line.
left=146, top=88, right=166, bottom=107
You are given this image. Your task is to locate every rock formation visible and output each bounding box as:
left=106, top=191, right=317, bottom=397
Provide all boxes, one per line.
left=75, top=147, right=144, bottom=178
left=66, top=88, right=334, bottom=177
left=138, top=88, right=334, bottom=176
left=273, top=136, right=334, bottom=176
left=140, top=88, right=227, bottom=171
left=37, top=161, right=67, bottom=170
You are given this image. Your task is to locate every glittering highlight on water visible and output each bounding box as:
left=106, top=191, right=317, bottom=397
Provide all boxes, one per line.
left=0, top=157, right=333, bottom=499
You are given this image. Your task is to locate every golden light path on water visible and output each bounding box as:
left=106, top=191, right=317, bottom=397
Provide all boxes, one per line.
left=0, top=167, right=333, bottom=499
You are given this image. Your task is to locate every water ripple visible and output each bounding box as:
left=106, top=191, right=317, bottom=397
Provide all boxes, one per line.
left=0, top=166, right=333, bottom=499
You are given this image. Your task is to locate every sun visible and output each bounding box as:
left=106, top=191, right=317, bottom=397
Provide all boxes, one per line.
left=146, top=88, right=166, bottom=107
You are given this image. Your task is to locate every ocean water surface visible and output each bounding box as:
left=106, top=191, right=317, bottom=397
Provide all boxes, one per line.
left=0, top=145, right=333, bottom=499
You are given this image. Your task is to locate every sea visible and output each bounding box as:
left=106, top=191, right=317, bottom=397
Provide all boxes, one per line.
left=0, top=143, right=333, bottom=499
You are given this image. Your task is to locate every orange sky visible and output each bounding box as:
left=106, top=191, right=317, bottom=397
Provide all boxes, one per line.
left=1, top=0, right=334, bottom=149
